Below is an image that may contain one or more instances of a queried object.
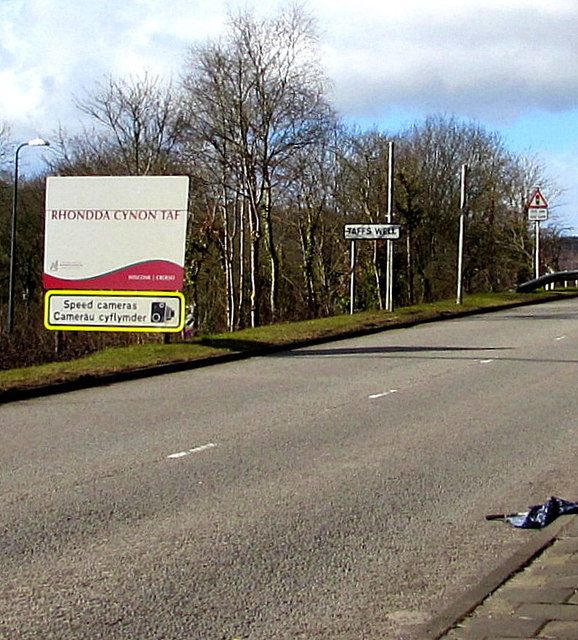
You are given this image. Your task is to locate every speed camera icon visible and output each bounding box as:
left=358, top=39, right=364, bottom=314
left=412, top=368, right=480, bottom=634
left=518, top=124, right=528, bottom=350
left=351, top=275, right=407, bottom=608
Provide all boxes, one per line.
left=150, top=301, right=176, bottom=323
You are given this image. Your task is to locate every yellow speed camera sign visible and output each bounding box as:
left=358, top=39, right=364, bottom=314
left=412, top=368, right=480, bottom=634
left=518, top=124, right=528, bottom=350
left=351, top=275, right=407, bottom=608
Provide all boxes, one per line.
left=44, top=290, right=185, bottom=332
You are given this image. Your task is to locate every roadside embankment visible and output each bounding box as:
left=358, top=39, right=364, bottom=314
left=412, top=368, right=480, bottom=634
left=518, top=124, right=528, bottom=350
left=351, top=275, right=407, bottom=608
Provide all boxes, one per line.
left=1, top=291, right=576, bottom=404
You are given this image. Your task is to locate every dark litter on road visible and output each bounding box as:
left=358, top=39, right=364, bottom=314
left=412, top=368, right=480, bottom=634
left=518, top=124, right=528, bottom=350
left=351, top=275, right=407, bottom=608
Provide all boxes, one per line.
left=486, top=496, right=578, bottom=529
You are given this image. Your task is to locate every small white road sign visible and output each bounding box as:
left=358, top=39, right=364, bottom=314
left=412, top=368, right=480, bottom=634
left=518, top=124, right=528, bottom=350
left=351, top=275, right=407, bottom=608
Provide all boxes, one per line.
left=528, top=208, right=549, bottom=221
left=528, top=188, right=549, bottom=220
left=344, top=224, right=401, bottom=240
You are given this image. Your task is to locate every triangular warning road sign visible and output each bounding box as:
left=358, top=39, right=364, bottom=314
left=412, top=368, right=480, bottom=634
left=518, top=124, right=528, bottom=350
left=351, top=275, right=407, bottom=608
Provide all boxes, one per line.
left=529, top=187, right=549, bottom=209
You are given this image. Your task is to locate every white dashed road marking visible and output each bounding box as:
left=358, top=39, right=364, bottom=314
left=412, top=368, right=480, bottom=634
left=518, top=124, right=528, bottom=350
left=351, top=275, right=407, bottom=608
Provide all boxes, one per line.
left=369, top=389, right=398, bottom=399
left=167, top=443, right=217, bottom=459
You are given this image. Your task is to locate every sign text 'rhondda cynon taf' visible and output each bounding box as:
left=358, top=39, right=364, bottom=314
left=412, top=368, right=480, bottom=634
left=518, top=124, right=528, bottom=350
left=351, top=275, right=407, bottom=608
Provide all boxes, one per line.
left=48, top=209, right=183, bottom=221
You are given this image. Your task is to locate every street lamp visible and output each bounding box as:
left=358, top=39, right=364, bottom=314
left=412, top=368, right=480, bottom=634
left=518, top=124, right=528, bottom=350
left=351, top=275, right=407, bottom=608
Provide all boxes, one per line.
left=6, top=137, right=50, bottom=333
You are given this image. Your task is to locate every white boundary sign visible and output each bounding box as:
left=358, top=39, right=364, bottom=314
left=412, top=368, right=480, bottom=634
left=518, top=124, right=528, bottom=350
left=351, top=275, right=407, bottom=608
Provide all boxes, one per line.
left=44, top=176, right=189, bottom=291
left=44, top=290, right=185, bottom=332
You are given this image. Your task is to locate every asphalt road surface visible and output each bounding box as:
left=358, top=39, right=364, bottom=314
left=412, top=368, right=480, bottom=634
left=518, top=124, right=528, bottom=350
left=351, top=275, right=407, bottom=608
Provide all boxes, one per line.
left=2, top=299, right=578, bottom=640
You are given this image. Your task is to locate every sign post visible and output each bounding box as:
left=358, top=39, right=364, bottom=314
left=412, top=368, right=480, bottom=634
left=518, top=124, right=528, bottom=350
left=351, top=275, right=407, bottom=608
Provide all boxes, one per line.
left=456, top=164, right=468, bottom=304
left=43, top=176, right=189, bottom=332
left=528, top=187, right=549, bottom=279
left=344, top=224, right=401, bottom=314
left=349, top=240, right=356, bottom=315
left=386, top=141, right=395, bottom=312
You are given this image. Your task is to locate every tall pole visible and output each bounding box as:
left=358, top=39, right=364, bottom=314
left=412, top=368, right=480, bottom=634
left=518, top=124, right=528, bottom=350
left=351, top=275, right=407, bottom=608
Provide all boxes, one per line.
left=386, top=141, right=395, bottom=312
left=7, top=138, right=50, bottom=333
left=456, top=164, right=468, bottom=305
left=7, top=143, right=26, bottom=333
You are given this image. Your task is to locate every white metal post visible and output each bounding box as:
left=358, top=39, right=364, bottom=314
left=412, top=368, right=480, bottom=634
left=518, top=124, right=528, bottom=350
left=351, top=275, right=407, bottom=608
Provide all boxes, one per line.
left=349, top=240, right=356, bottom=314
left=456, top=164, right=468, bottom=305
left=386, top=141, right=395, bottom=312
left=534, top=220, right=540, bottom=279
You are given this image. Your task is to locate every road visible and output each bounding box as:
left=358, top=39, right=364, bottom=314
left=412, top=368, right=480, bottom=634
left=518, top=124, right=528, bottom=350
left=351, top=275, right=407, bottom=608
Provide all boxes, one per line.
left=2, top=299, right=578, bottom=639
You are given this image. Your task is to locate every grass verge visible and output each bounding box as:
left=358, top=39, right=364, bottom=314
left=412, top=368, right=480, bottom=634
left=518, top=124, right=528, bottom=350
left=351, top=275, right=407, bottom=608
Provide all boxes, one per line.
left=0, top=290, right=572, bottom=396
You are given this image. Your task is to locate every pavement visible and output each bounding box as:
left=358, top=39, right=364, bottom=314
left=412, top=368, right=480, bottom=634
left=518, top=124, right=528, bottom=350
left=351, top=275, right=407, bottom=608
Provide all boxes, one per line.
left=420, top=514, right=578, bottom=639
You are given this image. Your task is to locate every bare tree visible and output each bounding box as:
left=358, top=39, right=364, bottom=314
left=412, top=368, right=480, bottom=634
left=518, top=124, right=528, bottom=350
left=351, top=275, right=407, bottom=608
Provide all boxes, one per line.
left=334, top=129, right=392, bottom=309
left=395, top=116, right=554, bottom=301
left=52, top=73, right=185, bottom=175
left=181, top=5, right=335, bottom=327
left=277, top=123, right=347, bottom=317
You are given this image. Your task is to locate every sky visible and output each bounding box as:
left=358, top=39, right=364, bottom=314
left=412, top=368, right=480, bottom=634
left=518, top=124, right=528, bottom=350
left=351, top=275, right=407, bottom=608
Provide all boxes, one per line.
left=2, top=0, right=578, bottom=232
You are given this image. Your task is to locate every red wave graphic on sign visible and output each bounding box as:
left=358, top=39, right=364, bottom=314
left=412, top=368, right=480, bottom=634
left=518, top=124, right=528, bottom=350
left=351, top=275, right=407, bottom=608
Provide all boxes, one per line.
left=43, top=260, right=184, bottom=291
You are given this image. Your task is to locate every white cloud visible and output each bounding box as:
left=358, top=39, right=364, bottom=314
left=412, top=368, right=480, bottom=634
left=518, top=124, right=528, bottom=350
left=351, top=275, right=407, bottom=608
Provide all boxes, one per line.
left=317, top=0, right=578, bottom=123
left=2, top=0, right=578, bottom=230
left=0, top=0, right=229, bottom=134
left=2, top=0, right=578, bottom=134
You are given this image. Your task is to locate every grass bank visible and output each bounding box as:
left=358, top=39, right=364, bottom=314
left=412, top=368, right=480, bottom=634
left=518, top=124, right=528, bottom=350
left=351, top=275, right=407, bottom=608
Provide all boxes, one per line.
left=0, top=291, right=572, bottom=398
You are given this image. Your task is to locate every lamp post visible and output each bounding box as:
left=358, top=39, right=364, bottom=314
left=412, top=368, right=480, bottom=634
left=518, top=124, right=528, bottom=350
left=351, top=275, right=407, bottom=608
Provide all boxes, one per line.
left=7, top=137, right=50, bottom=333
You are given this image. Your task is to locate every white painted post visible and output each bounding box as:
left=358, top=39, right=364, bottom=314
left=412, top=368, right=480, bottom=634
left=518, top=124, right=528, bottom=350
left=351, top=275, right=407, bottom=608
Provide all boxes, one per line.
left=535, top=220, right=540, bottom=280
left=386, top=141, right=395, bottom=312
left=456, top=164, right=468, bottom=305
left=349, top=240, right=356, bottom=314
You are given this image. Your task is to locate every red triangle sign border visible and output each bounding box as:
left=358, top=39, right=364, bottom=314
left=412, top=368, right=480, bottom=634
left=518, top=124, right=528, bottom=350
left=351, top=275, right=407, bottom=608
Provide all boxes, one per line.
left=529, top=187, right=549, bottom=209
